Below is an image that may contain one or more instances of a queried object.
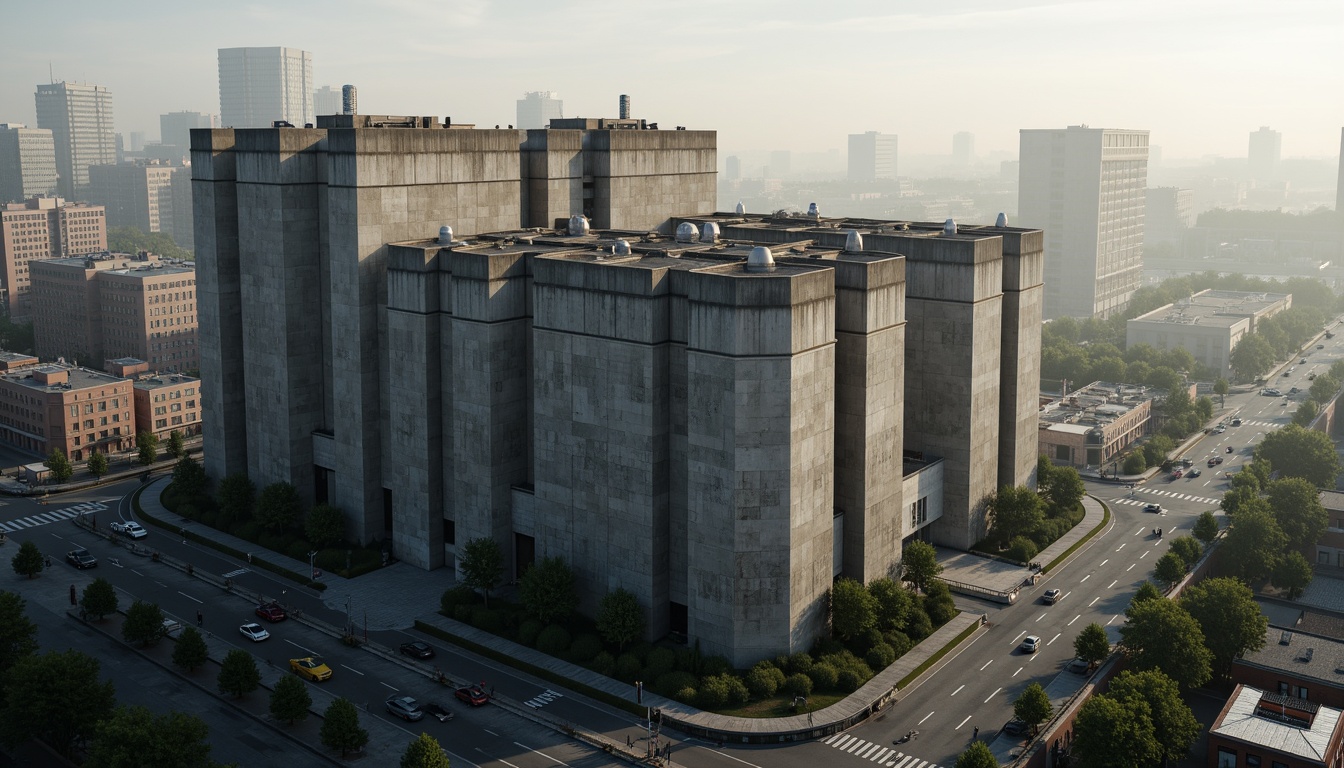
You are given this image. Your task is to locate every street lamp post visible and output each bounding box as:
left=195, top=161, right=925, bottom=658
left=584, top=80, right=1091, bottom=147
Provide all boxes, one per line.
left=308, top=550, right=318, bottom=580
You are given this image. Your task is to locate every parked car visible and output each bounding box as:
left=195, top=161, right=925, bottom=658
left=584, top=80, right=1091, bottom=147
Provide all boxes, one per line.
left=110, top=521, right=148, bottom=539
left=455, top=685, right=490, bottom=706
left=422, top=702, right=454, bottom=722
left=239, top=622, right=270, bottom=642
left=289, top=657, right=333, bottom=682
left=1043, top=588, right=1061, bottom=605
left=161, top=617, right=182, bottom=635
left=399, top=641, right=435, bottom=660
left=66, top=548, right=97, bottom=569
left=1003, top=718, right=1030, bottom=736
left=1020, top=635, right=1041, bottom=653
left=1180, top=457, right=1193, bottom=467
left=1144, top=503, right=1163, bottom=513
left=255, top=602, right=286, bottom=622
left=1067, top=658, right=1092, bottom=674
left=385, top=696, right=425, bottom=722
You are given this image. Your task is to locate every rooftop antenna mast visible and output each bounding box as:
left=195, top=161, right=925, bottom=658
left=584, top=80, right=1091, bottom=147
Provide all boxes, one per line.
left=49, top=62, right=53, bottom=84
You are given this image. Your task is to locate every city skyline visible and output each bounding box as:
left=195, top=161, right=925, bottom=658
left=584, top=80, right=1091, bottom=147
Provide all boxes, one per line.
left=0, top=0, right=1341, bottom=161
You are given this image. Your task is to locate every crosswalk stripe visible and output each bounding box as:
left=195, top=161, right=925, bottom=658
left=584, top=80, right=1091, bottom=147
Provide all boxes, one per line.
left=846, top=739, right=867, bottom=753
left=872, top=747, right=891, bottom=762
left=825, top=734, right=842, bottom=745
left=892, top=757, right=914, bottom=768
left=833, top=735, right=855, bottom=749
left=857, top=744, right=879, bottom=758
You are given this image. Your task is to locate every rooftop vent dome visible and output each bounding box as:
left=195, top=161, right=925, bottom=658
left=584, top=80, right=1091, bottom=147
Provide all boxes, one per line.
left=675, top=222, right=698, bottom=243
left=745, top=246, right=776, bottom=273
left=612, top=239, right=632, bottom=256
left=943, top=218, right=957, bottom=236
left=807, top=202, right=820, bottom=217
left=734, top=200, right=745, bottom=215
left=438, top=225, right=455, bottom=245
left=700, top=221, right=720, bottom=243
left=844, top=230, right=864, bottom=253
left=568, top=215, right=590, bottom=236
left=995, top=212, right=1008, bottom=227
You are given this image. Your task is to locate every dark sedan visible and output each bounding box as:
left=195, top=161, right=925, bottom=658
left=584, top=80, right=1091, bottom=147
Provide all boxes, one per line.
left=66, top=548, right=97, bottom=569
left=399, top=641, right=435, bottom=660
left=422, top=702, right=454, bottom=722
left=455, top=685, right=489, bottom=707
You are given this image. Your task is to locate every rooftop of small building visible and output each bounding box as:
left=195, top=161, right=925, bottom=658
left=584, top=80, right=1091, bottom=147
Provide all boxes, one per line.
left=1212, top=684, right=1341, bottom=762
left=679, top=210, right=1041, bottom=239
left=132, top=372, right=199, bottom=391
left=0, top=351, right=38, bottom=365
left=1322, top=490, right=1344, bottom=513
left=1039, top=381, right=1153, bottom=427
left=1238, top=625, right=1344, bottom=690
left=1129, top=288, right=1291, bottom=326
left=0, top=364, right=128, bottom=393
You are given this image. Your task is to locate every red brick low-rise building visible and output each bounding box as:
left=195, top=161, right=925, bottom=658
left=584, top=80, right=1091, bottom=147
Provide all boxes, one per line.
left=1208, top=685, right=1344, bottom=768
left=0, top=363, right=133, bottom=461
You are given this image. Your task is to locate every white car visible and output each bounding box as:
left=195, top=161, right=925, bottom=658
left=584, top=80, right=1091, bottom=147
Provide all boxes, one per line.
left=239, top=622, right=270, bottom=642
left=1020, top=635, right=1041, bottom=653
left=110, top=521, right=148, bottom=539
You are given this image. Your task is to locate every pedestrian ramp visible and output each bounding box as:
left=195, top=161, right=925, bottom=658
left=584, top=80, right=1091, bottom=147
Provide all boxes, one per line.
left=0, top=501, right=107, bottom=533
left=823, top=733, right=944, bottom=767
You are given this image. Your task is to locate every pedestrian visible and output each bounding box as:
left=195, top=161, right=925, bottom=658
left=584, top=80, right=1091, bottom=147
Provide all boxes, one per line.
left=196, top=610, right=203, bottom=627
left=627, top=735, right=632, bottom=748
left=974, top=726, right=979, bottom=739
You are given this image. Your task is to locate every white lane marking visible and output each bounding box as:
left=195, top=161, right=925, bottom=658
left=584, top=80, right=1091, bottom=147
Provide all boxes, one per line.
left=1099, top=559, right=1109, bottom=567
left=686, top=741, right=763, bottom=768
left=177, top=591, right=202, bottom=604
left=984, top=688, right=1001, bottom=703
left=1140, top=551, right=1150, bottom=559
left=1089, top=597, right=1100, bottom=607
left=340, top=664, right=364, bottom=675
left=1116, top=543, right=1126, bottom=552
left=1127, top=563, right=1136, bottom=571
left=1048, top=633, right=1061, bottom=646
left=380, top=682, right=398, bottom=691
left=957, top=715, right=972, bottom=729
left=1107, top=615, right=1119, bottom=625
left=514, top=742, right=568, bottom=766
left=1012, top=666, right=1023, bottom=677
left=284, top=639, right=320, bottom=655
left=980, top=660, right=992, bottom=671
left=951, top=684, right=964, bottom=696
left=1068, top=614, right=1081, bottom=626
left=1108, top=580, right=1118, bottom=588
left=918, top=710, right=935, bottom=724
left=1080, top=574, right=1090, bottom=582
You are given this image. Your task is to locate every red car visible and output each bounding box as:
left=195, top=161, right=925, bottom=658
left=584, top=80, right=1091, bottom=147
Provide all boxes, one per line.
left=255, top=601, right=287, bottom=623
left=455, top=685, right=489, bottom=707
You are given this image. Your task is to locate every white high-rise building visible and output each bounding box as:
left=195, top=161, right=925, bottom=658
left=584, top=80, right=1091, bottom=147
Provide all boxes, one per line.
left=515, top=91, right=562, bottom=129
left=34, top=82, right=117, bottom=200
left=313, top=85, right=341, bottom=118
left=218, top=47, right=314, bottom=128
left=0, top=124, right=58, bottom=203
left=1248, top=126, right=1282, bottom=183
left=1019, top=126, right=1149, bottom=320
left=848, top=131, right=897, bottom=181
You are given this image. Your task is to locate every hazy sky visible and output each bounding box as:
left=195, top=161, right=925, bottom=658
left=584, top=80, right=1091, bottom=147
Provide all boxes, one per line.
left=3, top=0, right=1341, bottom=160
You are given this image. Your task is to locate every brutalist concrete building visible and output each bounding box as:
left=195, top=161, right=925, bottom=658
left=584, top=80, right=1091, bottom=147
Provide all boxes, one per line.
left=194, top=116, right=1041, bottom=665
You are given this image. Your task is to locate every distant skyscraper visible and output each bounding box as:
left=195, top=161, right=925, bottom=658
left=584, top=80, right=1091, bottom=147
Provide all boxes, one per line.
left=341, top=84, right=357, bottom=115
left=619, top=94, right=631, bottom=120
left=770, top=150, right=791, bottom=178
left=1019, top=125, right=1149, bottom=320
left=314, top=85, right=341, bottom=118
left=1248, top=126, right=1281, bottom=182
left=516, top=91, right=562, bottom=129
left=159, top=111, right=215, bottom=154
left=34, top=82, right=117, bottom=200
left=0, top=124, right=58, bottom=203
left=952, top=132, right=975, bottom=165
left=218, top=47, right=314, bottom=128
left=848, top=131, right=898, bottom=181
left=0, top=196, right=107, bottom=316
left=1145, top=187, right=1194, bottom=246
left=87, top=161, right=178, bottom=234
left=725, top=155, right=741, bottom=181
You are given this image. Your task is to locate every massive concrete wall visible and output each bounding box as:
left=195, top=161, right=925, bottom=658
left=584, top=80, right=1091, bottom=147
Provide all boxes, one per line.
left=520, top=129, right=583, bottom=227
left=685, top=265, right=835, bottom=667
left=590, top=130, right=717, bottom=233
left=995, top=228, right=1045, bottom=491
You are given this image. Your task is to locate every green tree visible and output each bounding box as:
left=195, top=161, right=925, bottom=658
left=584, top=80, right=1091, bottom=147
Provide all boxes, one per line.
left=304, top=503, right=346, bottom=549
left=80, top=577, right=119, bottom=620
left=1107, top=670, right=1201, bottom=766
left=1193, top=511, right=1219, bottom=544
left=0, top=314, right=34, bottom=354
left=269, top=674, right=313, bottom=725
left=1333, top=358, right=1344, bottom=382
left=255, top=482, right=301, bottom=533
left=1153, top=552, right=1187, bottom=590
left=901, top=540, right=942, bottom=593
left=1243, top=457, right=1274, bottom=488
left=1310, top=374, right=1340, bottom=404
left=167, top=430, right=186, bottom=459
left=1119, top=597, right=1212, bottom=689
left=172, top=626, right=209, bottom=672
left=1041, top=464, right=1085, bottom=514
left=85, top=705, right=215, bottom=768
left=107, top=226, right=192, bottom=260
left=459, top=537, right=503, bottom=607
left=1132, top=581, right=1164, bottom=605
left=830, top=578, right=879, bottom=640
left=0, top=650, right=116, bottom=758
left=1195, top=395, right=1214, bottom=421
left=172, top=455, right=207, bottom=497
left=517, top=556, right=578, bottom=624
left=1072, top=694, right=1160, bottom=768
left=136, top=431, right=160, bottom=466
left=1122, top=453, right=1147, bottom=475
left=989, top=485, right=1045, bottom=544
left=122, top=600, right=166, bottom=647
left=1222, top=505, right=1288, bottom=582
left=1257, top=424, right=1341, bottom=488
left=1220, top=485, right=1260, bottom=516
left=1168, top=536, right=1204, bottom=568
left=87, top=450, right=108, bottom=480
left=1074, top=623, right=1110, bottom=668
left=401, top=732, right=451, bottom=768
left=216, top=473, right=256, bottom=526
left=1142, top=434, right=1176, bottom=468
left=1230, top=333, right=1275, bottom=381
left=11, top=540, right=43, bottom=579
left=1267, top=477, right=1328, bottom=551
left=954, top=741, right=997, bottom=768
left=596, top=588, right=644, bottom=651
left=1013, top=682, right=1052, bottom=734
left=868, top=577, right=912, bottom=632
left=45, top=447, right=73, bottom=483
left=1273, top=551, right=1314, bottom=600
left=1181, top=577, right=1268, bottom=680
left=1213, top=377, right=1229, bottom=406
left=319, top=697, right=368, bottom=758
left=217, top=649, right=260, bottom=698
left=1293, top=399, right=1321, bottom=427
left=922, top=580, right=959, bottom=626
left=0, top=591, right=38, bottom=677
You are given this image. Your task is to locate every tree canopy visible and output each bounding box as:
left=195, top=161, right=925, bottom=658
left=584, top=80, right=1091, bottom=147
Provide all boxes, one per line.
left=1119, top=597, right=1212, bottom=690
left=1266, top=477, right=1328, bottom=551
left=1074, top=623, right=1110, bottom=668
left=217, top=649, right=260, bottom=698
left=400, top=733, right=451, bottom=768
left=0, top=650, right=116, bottom=758
left=988, top=485, right=1045, bottom=544
left=269, top=674, right=313, bottom=725
left=459, top=537, right=503, bottom=606
left=1256, top=424, right=1340, bottom=488
left=172, top=627, right=209, bottom=672
left=256, top=482, right=301, bottom=533
left=954, top=741, right=997, bottom=768
left=517, top=555, right=579, bottom=624
left=1222, top=505, right=1288, bottom=582
left=1013, top=682, right=1052, bottom=733
left=85, top=705, right=216, bottom=768
left=1103, top=670, right=1200, bottom=766
left=596, top=588, right=644, bottom=651
left=0, top=591, right=38, bottom=678
left=319, top=697, right=368, bottom=758
left=901, top=540, right=942, bottom=593
left=1072, top=694, right=1160, bottom=768
left=122, top=601, right=166, bottom=647
left=1273, top=552, right=1314, bottom=600
left=1180, top=577, right=1268, bottom=680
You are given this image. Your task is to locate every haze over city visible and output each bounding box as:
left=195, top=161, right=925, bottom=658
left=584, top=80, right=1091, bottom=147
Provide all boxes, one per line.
left=3, top=0, right=1343, bottom=159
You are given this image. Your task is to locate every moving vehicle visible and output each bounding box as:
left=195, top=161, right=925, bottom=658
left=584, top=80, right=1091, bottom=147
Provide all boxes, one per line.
left=1020, top=635, right=1041, bottom=653
left=1263, top=388, right=1282, bottom=396
left=1232, top=418, right=1242, bottom=426
left=1227, top=446, right=1235, bottom=453
left=255, top=601, right=286, bottom=622
left=422, top=702, right=454, bottom=722
left=239, top=622, right=270, bottom=642
left=1043, top=588, right=1061, bottom=605
left=1172, top=469, right=1183, bottom=479
left=289, top=657, right=333, bottom=682
left=66, top=548, right=97, bottom=569
left=161, top=618, right=182, bottom=635
left=1209, top=456, right=1223, bottom=466
left=1318, top=344, right=1326, bottom=349
left=455, top=685, right=490, bottom=706
left=1144, top=503, right=1163, bottom=513
left=399, top=641, right=435, bottom=659
left=385, top=696, right=425, bottom=722
left=110, top=521, right=148, bottom=539
left=1188, top=469, right=1202, bottom=478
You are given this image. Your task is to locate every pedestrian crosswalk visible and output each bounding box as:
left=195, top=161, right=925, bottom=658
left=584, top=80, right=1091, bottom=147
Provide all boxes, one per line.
left=1231, top=419, right=1279, bottom=429
left=0, top=501, right=107, bottom=533
left=1109, top=488, right=1220, bottom=507
left=524, top=688, right=564, bottom=709
left=823, top=733, right=944, bottom=767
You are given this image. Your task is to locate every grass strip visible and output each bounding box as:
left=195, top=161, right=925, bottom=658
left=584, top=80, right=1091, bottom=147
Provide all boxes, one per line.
left=894, top=620, right=980, bottom=692
left=1041, top=499, right=1111, bottom=575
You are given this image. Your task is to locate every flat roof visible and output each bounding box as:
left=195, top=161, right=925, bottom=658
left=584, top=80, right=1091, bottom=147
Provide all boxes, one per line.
left=0, top=366, right=128, bottom=393
left=1044, top=423, right=1093, bottom=435
left=1238, top=626, right=1344, bottom=690
left=1129, top=289, right=1290, bottom=327
left=1320, top=490, right=1344, bottom=513
left=132, top=374, right=200, bottom=391
left=1212, top=685, right=1340, bottom=762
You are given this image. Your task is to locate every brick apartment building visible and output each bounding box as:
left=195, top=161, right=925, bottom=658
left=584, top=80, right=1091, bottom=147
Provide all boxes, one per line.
left=0, top=363, right=133, bottom=461
left=0, top=196, right=107, bottom=316
left=1209, top=685, right=1344, bottom=768
left=108, top=358, right=201, bottom=442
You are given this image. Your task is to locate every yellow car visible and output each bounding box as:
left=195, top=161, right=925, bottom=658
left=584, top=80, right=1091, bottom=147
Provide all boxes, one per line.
left=289, top=657, right=333, bottom=682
